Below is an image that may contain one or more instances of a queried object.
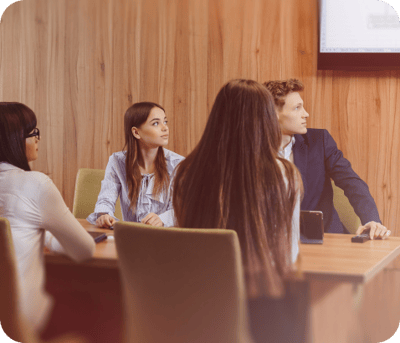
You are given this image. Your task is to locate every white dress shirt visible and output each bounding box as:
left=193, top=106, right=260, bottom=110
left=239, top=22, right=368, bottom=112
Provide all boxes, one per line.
left=279, top=136, right=296, bottom=163
left=87, top=148, right=184, bottom=227
left=278, top=137, right=300, bottom=261
left=277, top=159, right=300, bottom=263
left=0, top=162, right=95, bottom=331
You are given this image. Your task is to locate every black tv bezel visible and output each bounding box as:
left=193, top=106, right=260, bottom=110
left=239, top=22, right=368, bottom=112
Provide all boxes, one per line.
left=317, top=0, right=400, bottom=71
left=317, top=52, right=400, bottom=70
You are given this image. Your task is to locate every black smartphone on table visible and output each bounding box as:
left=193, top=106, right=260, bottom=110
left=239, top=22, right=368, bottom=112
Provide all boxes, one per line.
left=300, top=210, right=324, bottom=244
left=88, top=231, right=108, bottom=243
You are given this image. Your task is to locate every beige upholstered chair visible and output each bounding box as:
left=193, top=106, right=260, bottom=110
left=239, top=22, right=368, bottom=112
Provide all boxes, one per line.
left=331, top=180, right=361, bottom=234
left=0, top=216, right=35, bottom=342
left=72, top=168, right=122, bottom=220
left=0, top=217, right=86, bottom=343
left=114, top=221, right=254, bottom=343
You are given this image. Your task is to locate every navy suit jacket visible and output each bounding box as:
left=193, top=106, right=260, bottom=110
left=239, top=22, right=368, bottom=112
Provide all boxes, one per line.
left=293, top=129, right=381, bottom=233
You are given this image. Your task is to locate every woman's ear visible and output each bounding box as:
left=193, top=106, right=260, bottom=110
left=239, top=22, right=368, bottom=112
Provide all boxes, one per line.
left=131, top=127, right=140, bottom=139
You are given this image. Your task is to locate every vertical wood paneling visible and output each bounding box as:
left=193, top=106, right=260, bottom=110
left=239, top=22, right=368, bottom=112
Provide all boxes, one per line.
left=62, top=0, right=80, bottom=206
left=258, top=0, right=281, bottom=82
left=311, top=71, right=333, bottom=131
left=0, top=0, right=399, bottom=236
left=46, top=0, right=66, bottom=194
left=0, top=2, right=23, bottom=101
left=206, top=0, right=224, bottom=109
left=188, top=0, right=208, bottom=150
left=110, top=0, right=139, bottom=155
left=172, top=0, right=190, bottom=155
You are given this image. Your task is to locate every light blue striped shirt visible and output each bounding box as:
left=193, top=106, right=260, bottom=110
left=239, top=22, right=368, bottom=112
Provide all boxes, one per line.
left=87, top=148, right=184, bottom=227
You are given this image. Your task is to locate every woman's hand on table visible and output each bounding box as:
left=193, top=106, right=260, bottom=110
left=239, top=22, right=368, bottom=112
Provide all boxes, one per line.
left=141, top=213, right=164, bottom=227
left=96, top=214, right=116, bottom=228
left=356, top=221, right=391, bottom=239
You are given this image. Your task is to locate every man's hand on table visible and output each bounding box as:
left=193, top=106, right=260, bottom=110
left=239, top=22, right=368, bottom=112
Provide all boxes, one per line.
left=356, top=221, right=391, bottom=239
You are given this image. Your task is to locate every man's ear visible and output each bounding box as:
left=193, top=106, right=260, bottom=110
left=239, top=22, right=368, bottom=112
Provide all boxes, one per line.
left=131, top=127, right=140, bottom=139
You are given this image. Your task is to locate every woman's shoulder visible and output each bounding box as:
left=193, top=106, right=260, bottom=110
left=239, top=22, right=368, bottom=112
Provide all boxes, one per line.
left=110, top=150, right=126, bottom=160
left=0, top=163, right=49, bottom=182
left=26, top=170, right=52, bottom=185
left=163, top=148, right=184, bottom=164
left=107, top=151, right=127, bottom=167
left=0, top=164, right=54, bottom=194
left=13, top=170, right=54, bottom=199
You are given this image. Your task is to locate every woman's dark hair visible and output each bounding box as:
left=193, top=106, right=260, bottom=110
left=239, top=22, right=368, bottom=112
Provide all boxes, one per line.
left=0, top=102, right=37, bottom=171
left=124, top=102, right=169, bottom=211
left=173, top=79, right=302, bottom=298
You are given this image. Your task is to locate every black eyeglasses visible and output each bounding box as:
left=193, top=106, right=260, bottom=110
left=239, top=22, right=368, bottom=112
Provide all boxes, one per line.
left=26, top=128, right=40, bottom=140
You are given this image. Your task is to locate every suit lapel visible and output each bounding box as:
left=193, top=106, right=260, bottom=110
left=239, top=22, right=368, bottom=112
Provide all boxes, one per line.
left=293, top=134, right=308, bottom=193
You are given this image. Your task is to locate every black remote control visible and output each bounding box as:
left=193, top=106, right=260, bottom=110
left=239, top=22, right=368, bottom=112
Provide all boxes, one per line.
left=351, top=233, right=370, bottom=243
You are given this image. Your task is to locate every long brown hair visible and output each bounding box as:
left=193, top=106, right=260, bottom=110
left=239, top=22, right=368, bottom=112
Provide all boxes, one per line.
left=173, top=80, right=301, bottom=298
left=124, top=102, right=169, bottom=211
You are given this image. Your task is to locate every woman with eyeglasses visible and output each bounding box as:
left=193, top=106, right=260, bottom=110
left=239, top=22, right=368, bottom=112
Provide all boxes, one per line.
left=0, top=102, right=95, bottom=335
left=87, top=102, right=184, bottom=228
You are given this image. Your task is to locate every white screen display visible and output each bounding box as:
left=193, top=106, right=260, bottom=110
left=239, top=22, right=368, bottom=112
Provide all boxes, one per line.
left=320, top=0, right=400, bottom=52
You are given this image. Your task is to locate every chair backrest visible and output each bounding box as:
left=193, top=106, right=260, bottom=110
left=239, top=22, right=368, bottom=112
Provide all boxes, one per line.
left=114, top=221, right=254, bottom=343
left=72, top=168, right=122, bottom=220
left=331, top=180, right=361, bottom=234
left=0, top=217, right=39, bottom=343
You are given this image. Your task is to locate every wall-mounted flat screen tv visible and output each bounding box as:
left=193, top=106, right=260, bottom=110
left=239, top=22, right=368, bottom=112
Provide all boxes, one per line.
left=318, top=0, right=400, bottom=70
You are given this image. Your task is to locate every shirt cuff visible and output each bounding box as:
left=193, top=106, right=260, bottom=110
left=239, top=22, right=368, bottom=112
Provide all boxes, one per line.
left=158, top=209, right=176, bottom=227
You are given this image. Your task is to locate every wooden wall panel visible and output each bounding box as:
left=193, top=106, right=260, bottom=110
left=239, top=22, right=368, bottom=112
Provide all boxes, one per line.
left=1, top=0, right=399, bottom=236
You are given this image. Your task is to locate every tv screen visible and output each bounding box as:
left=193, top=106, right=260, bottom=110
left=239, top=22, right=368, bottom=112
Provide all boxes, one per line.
left=318, top=0, right=400, bottom=70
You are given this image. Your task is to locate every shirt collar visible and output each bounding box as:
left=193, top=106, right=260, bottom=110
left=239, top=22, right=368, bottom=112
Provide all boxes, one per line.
left=278, top=136, right=296, bottom=161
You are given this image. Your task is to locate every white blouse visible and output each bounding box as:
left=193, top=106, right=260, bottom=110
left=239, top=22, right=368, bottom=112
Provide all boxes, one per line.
left=87, top=148, right=184, bottom=227
left=0, top=162, right=95, bottom=332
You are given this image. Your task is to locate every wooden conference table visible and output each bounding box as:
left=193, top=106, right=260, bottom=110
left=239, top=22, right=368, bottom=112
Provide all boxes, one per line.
left=45, top=219, right=400, bottom=343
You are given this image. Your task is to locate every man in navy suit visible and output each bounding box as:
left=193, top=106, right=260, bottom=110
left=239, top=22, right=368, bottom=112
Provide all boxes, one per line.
left=263, top=79, right=390, bottom=238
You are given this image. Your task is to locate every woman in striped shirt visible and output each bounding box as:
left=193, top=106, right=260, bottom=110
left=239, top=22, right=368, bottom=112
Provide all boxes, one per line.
left=87, top=102, right=184, bottom=228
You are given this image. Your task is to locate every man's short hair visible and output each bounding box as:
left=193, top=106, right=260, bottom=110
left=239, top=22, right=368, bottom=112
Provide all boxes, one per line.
left=263, top=79, right=304, bottom=109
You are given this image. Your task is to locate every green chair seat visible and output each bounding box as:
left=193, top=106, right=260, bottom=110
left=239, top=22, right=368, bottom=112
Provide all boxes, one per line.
left=72, top=168, right=122, bottom=220
left=332, top=180, right=361, bottom=234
